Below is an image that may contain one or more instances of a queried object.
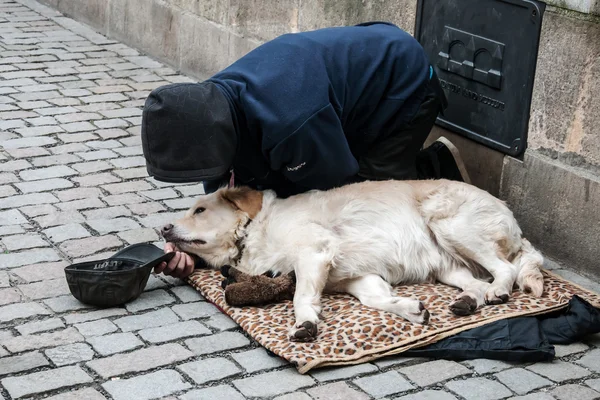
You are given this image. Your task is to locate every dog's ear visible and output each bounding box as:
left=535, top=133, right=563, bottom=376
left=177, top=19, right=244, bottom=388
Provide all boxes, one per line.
left=220, top=186, right=263, bottom=219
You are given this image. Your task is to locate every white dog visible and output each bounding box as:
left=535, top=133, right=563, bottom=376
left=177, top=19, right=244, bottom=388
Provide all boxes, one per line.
left=162, top=179, right=544, bottom=341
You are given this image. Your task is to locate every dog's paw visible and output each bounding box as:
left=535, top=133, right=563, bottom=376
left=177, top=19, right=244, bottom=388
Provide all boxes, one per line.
left=450, top=295, right=478, bottom=316
left=395, top=299, right=430, bottom=325
left=290, top=321, right=318, bottom=342
left=485, top=285, right=510, bottom=305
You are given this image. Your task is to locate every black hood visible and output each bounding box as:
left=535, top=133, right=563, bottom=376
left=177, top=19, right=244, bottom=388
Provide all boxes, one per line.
left=141, top=82, right=237, bottom=183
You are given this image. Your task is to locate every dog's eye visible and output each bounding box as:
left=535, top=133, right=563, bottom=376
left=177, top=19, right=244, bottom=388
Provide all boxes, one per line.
left=194, top=207, right=206, bottom=215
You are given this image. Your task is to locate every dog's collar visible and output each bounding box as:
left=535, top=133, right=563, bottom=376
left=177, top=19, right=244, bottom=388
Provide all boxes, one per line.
left=232, top=218, right=252, bottom=266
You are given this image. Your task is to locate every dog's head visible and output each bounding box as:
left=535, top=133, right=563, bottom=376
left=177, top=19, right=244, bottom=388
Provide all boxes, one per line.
left=161, top=186, right=263, bottom=268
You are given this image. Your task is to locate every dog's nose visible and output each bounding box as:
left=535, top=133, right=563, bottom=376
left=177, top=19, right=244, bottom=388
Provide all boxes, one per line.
left=162, top=224, right=173, bottom=234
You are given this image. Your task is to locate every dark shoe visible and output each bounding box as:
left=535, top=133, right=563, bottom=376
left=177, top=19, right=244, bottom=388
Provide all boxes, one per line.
left=417, top=136, right=471, bottom=184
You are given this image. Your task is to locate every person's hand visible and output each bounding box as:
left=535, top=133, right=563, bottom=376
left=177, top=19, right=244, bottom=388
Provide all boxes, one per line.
left=154, top=242, right=196, bottom=278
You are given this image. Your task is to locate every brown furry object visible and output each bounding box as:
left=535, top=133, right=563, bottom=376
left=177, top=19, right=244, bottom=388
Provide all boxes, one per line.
left=220, top=265, right=296, bottom=307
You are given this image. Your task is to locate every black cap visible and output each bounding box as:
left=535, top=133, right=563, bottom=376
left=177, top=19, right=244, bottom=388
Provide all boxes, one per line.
left=141, top=82, right=237, bottom=183
left=64, top=243, right=176, bottom=308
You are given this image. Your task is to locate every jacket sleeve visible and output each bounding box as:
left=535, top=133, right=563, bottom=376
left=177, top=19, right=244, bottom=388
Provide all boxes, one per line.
left=268, top=103, right=360, bottom=191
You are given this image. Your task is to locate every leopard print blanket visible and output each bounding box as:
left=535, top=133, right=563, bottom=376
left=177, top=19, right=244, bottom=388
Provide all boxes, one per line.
left=187, top=270, right=600, bottom=374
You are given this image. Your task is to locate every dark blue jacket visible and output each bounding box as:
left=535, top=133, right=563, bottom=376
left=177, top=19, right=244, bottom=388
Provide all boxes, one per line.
left=209, top=22, right=431, bottom=196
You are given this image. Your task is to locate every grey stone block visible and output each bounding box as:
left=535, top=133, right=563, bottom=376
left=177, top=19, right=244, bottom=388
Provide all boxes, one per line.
left=577, top=348, right=600, bottom=372
left=551, top=384, right=600, bottom=400
left=138, top=320, right=211, bottom=343
left=394, top=390, right=459, bottom=400
left=0, top=248, right=61, bottom=269
left=86, top=343, right=194, bottom=378
left=463, top=359, right=517, bottom=374
left=179, top=385, right=245, bottom=400
left=185, top=331, right=250, bottom=355
left=74, top=319, right=118, bottom=337
left=178, top=357, right=242, bottom=384
left=229, top=0, right=298, bottom=41
left=399, top=360, right=471, bottom=387
left=0, top=301, right=52, bottom=323
left=18, top=278, right=71, bottom=300
left=311, top=363, right=378, bottom=382
left=113, top=308, right=180, bottom=331
left=445, top=377, right=512, bottom=400
left=274, top=394, right=313, bottom=400
left=1, top=366, right=92, bottom=399
left=354, top=371, right=414, bottom=398
left=43, top=295, right=94, bottom=313
left=527, top=361, right=591, bottom=382
left=233, top=369, right=315, bottom=398
left=124, top=289, right=175, bottom=312
left=0, top=351, right=50, bottom=375
left=87, top=332, right=144, bottom=356
left=3, top=327, right=84, bottom=353
left=0, top=287, right=22, bottom=306
left=16, top=318, right=65, bottom=335
left=45, top=343, right=95, bottom=366
left=506, top=394, right=555, bottom=400
left=171, top=302, right=220, bottom=320
left=43, top=387, right=107, bottom=400
left=64, top=308, right=127, bottom=324
left=495, top=368, right=552, bottom=395
left=231, top=347, right=288, bottom=373
left=308, top=382, right=370, bottom=400
left=170, top=285, right=204, bottom=303
left=102, top=370, right=191, bottom=400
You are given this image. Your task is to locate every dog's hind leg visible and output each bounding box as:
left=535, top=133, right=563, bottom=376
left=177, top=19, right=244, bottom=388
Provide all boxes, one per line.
left=336, top=274, right=430, bottom=324
left=436, top=266, right=490, bottom=316
left=289, top=250, right=331, bottom=342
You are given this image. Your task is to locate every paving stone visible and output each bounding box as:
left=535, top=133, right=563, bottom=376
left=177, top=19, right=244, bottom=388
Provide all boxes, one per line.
left=578, top=349, right=600, bottom=372
left=551, top=384, right=600, bottom=400
left=353, top=371, right=414, bottom=398
left=102, top=370, right=191, bottom=400
left=0, top=272, right=10, bottom=288
left=86, top=217, right=141, bottom=234
left=2, top=233, right=48, bottom=251
left=64, top=308, right=127, bottom=324
left=170, top=285, right=204, bottom=303
left=232, top=348, right=288, bottom=373
left=234, top=369, right=315, bottom=397
left=172, top=302, right=220, bottom=320
left=179, top=385, right=245, bottom=400
left=16, top=318, right=65, bottom=335
left=0, top=301, right=51, bottom=322
left=15, top=125, right=63, bottom=137
left=18, top=277, right=70, bottom=300
left=311, top=363, right=379, bottom=382
left=273, top=394, right=313, bottom=400
left=45, top=343, right=95, bottom=366
left=445, top=377, right=512, bottom=400
left=113, top=308, right=180, bottom=331
left=43, top=295, right=94, bottom=313
left=127, top=202, right=166, bottom=215
left=83, top=205, right=131, bottom=220
left=0, top=192, right=59, bottom=210
left=0, top=209, right=28, bottom=226
left=103, top=180, right=152, bottom=194
left=185, top=331, right=250, bottom=355
left=117, top=228, right=159, bottom=244
left=123, top=289, right=174, bottom=312
left=11, top=261, right=68, bottom=283
left=205, top=313, right=238, bottom=331
left=20, top=165, right=77, bottom=181
left=1, top=366, right=92, bottom=399
left=399, top=360, right=471, bottom=387
left=0, top=351, right=50, bottom=375
left=307, top=382, right=370, bottom=400
left=461, top=359, right=517, bottom=374
left=43, top=223, right=91, bottom=242
left=3, top=327, right=84, bottom=353
left=527, top=360, right=591, bottom=382
left=32, top=154, right=81, bottom=167
left=43, top=388, right=107, bottom=400
left=495, top=368, right=553, bottom=395
left=19, top=204, right=58, bottom=218
left=87, top=343, right=193, bottom=378
left=178, top=357, right=242, bottom=384
left=138, top=320, right=210, bottom=344
left=3, top=137, right=56, bottom=151
left=86, top=331, right=143, bottom=356
left=74, top=319, right=118, bottom=337
left=394, top=390, right=459, bottom=400
left=59, top=235, right=122, bottom=257
left=57, top=187, right=103, bottom=202
left=16, top=178, right=74, bottom=193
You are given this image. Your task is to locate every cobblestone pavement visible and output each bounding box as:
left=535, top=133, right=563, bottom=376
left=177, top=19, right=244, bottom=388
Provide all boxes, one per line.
left=2, top=1, right=600, bottom=399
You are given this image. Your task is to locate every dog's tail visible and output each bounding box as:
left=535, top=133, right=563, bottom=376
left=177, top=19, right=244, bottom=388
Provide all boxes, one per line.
left=514, top=238, right=544, bottom=297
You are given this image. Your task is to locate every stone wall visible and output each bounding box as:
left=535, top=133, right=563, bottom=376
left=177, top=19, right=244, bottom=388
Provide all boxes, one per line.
left=35, top=0, right=600, bottom=278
